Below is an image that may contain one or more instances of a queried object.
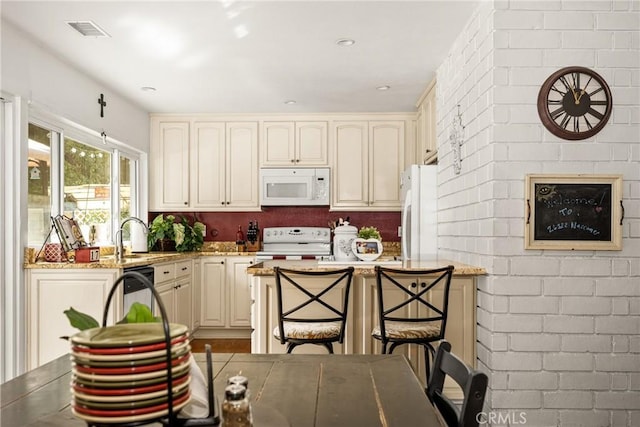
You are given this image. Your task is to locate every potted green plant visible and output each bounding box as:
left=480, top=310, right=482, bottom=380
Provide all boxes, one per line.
left=147, top=214, right=205, bottom=252
left=148, top=214, right=177, bottom=251
left=174, top=216, right=205, bottom=252
left=357, top=226, right=381, bottom=241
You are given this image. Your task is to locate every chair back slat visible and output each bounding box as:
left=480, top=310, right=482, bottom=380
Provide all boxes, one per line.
left=427, top=340, right=488, bottom=427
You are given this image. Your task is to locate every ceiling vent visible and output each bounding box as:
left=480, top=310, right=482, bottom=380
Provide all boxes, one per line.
left=66, top=21, right=110, bottom=37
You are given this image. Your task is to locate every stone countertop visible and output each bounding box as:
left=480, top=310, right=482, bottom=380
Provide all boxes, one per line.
left=247, top=258, right=486, bottom=276
left=23, top=250, right=255, bottom=269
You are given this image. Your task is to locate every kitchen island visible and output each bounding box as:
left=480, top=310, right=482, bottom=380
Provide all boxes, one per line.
left=247, top=258, right=485, bottom=397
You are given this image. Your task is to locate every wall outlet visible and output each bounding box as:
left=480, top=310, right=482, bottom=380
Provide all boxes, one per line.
left=398, top=226, right=402, bottom=237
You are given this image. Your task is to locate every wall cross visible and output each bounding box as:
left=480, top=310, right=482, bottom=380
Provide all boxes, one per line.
left=98, top=93, right=107, bottom=117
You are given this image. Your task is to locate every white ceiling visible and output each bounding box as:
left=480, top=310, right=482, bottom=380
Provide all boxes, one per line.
left=2, top=1, right=479, bottom=114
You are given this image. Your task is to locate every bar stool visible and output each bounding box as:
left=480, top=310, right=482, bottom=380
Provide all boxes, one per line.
left=273, top=266, right=354, bottom=354
left=371, top=265, right=454, bottom=384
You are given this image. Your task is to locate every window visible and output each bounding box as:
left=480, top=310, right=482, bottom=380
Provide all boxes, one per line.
left=27, top=123, right=54, bottom=246
left=27, top=121, right=141, bottom=249
left=63, top=137, right=112, bottom=246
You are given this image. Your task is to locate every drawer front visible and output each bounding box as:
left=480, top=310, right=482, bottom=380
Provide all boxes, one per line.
left=175, top=260, right=192, bottom=278
left=154, top=262, right=176, bottom=284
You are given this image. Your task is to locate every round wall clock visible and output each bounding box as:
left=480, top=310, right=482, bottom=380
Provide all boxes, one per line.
left=537, top=66, right=612, bottom=140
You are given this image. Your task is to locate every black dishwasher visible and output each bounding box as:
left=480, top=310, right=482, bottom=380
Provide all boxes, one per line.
left=123, top=265, right=155, bottom=314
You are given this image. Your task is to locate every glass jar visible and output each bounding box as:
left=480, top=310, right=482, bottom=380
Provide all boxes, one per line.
left=221, top=384, right=252, bottom=427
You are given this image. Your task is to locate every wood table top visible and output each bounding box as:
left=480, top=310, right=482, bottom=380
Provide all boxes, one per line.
left=2, top=353, right=441, bottom=427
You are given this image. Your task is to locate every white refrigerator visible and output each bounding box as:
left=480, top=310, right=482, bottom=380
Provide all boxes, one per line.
left=401, top=164, right=438, bottom=260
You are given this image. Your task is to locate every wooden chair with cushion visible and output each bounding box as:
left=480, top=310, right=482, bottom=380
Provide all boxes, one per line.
left=427, top=340, right=488, bottom=427
left=372, top=265, right=454, bottom=384
left=273, top=266, right=354, bottom=354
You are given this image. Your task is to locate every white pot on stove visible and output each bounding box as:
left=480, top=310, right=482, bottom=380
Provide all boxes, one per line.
left=333, top=223, right=358, bottom=261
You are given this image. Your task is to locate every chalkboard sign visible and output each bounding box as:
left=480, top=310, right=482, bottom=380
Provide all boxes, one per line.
left=525, top=175, right=623, bottom=250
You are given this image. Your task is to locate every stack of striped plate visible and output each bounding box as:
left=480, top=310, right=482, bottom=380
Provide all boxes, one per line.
left=70, top=323, right=192, bottom=425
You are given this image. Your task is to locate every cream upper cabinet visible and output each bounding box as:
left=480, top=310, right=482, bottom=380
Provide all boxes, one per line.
left=150, top=120, right=190, bottom=209
left=261, top=121, right=328, bottom=166
left=150, top=117, right=259, bottom=211
left=416, top=80, right=437, bottom=165
left=332, top=120, right=404, bottom=210
left=332, top=121, right=368, bottom=208
left=192, top=121, right=259, bottom=210
left=226, top=122, right=259, bottom=208
left=368, top=121, right=404, bottom=208
left=191, top=122, right=225, bottom=209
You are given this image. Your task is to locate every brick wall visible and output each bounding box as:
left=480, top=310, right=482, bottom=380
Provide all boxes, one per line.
left=436, top=1, right=639, bottom=425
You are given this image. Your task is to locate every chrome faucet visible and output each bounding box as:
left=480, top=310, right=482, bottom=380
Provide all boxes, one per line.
left=115, top=217, right=149, bottom=261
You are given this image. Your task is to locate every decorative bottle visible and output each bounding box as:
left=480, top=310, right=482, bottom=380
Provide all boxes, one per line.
left=236, top=225, right=246, bottom=252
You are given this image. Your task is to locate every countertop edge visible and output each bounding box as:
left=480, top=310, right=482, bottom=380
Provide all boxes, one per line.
left=246, top=259, right=486, bottom=276
left=24, top=251, right=256, bottom=269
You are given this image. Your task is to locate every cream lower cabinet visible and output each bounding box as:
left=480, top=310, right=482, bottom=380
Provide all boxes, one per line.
left=26, top=269, right=121, bottom=370
left=356, top=274, right=476, bottom=399
left=154, top=260, right=193, bottom=332
left=332, top=120, right=405, bottom=210
left=198, top=256, right=253, bottom=338
left=251, top=275, right=354, bottom=354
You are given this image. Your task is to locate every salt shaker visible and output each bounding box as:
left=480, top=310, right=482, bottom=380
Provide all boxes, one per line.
left=221, top=384, right=252, bottom=427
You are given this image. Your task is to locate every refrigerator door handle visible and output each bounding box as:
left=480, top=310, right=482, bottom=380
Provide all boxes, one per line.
left=401, top=188, right=411, bottom=260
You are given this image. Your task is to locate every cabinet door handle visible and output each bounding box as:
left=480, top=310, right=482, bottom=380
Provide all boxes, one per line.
left=164, top=270, right=170, bottom=275
left=290, top=159, right=295, bottom=163
left=410, top=282, right=417, bottom=288
left=221, top=202, right=225, bottom=205
left=420, top=282, right=426, bottom=288
left=221, top=261, right=225, bottom=265
left=182, top=267, right=187, bottom=271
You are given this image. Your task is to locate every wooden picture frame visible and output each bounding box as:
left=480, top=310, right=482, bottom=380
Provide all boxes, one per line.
left=525, top=174, right=623, bottom=251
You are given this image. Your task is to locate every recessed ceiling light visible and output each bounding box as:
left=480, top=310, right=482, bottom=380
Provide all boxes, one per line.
left=377, top=85, right=391, bottom=91
left=284, top=100, right=296, bottom=105
left=336, top=38, right=355, bottom=46
left=141, top=86, right=157, bottom=92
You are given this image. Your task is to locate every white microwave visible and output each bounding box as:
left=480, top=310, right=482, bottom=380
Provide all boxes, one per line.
left=260, top=168, right=330, bottom=206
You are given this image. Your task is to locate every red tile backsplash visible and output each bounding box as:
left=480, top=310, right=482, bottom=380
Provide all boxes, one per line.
left=150, top=207, right=401, bottom=242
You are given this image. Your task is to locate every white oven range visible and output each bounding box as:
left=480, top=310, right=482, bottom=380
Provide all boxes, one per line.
left=255, top=227, right=331, bottom=260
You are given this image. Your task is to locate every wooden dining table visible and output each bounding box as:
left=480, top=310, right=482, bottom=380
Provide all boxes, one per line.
left=1, top=352, right=442, bottom=427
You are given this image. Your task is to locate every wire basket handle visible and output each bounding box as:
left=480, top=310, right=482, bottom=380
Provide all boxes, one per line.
left=101, top=271, right=177, bottom=425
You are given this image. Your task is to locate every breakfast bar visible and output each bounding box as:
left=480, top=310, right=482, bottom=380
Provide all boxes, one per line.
left=248, top=259, right=485, bottom=398
left=1, top=352, right=441, bottom=427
